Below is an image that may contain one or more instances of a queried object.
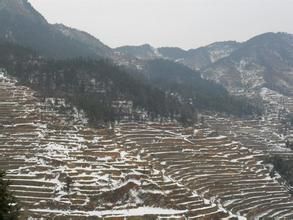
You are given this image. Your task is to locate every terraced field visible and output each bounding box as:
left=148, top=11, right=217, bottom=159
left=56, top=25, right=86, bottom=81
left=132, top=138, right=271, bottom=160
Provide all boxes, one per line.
left=204, top=87, right=293, bottom=162
left=116, top=123, right=293, bottom=219
left=1, top=72, right=293, bottom=219
left=0, top=73, right=188, bottom=219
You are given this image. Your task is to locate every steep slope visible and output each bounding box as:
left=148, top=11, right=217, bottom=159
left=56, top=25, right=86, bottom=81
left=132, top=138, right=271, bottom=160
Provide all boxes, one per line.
left=142, top=59, right=261, bottom=117
left=204, top=32, right=293, bottom=95
left=54, top=24, right=113, bottom=58
left=0, top=0, right=112, bottom=59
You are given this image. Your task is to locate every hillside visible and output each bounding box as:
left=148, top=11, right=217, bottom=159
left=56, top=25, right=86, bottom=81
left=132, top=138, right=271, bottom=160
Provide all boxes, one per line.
left=143, top=59, right=260, bottom=117
left=54, top=24, right=114, bottom=58
left=0, top=43, right=261, bottom=126
left=204, top=32, right=293, bottom=96
left=0, top=43, right=191, bottom=124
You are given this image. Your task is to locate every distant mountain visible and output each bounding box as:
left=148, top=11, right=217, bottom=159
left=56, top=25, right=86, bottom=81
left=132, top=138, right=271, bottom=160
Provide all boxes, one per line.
left=118, top=33, right=293, bottom=96
left=159, top=41, right=240, bottom=70
left=115, top=41, right=240, bottom=70
left=0, top=0, right=112, bottom=59
left=204, top=32, right=293, bottom=95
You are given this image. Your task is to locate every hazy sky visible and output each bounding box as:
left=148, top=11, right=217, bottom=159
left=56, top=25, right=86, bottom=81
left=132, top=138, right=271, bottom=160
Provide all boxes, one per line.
left=29, top=0, right=293, bottom=49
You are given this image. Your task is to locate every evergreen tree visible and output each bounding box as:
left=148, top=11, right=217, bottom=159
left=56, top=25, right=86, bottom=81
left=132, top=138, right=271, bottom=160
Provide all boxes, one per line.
left=0, top=170, right=19, bottom=220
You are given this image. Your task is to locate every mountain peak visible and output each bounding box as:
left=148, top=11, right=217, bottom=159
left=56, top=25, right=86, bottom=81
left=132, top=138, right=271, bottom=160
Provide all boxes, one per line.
left=245, top=32, right=293, bottom=44
left=0, top=0, right=47, bottom=23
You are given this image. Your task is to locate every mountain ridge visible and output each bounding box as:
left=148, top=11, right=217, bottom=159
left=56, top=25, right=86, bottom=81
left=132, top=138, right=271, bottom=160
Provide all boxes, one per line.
left=116, top=33, right=293, bottom=96
left=0, top=0, right=112, bottom=59
left=0, top=0, right=46, bottom=23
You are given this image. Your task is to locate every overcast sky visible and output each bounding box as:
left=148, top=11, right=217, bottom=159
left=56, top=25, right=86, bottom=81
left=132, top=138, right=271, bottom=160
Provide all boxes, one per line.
left=29, top=0, right=293, bottom=49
